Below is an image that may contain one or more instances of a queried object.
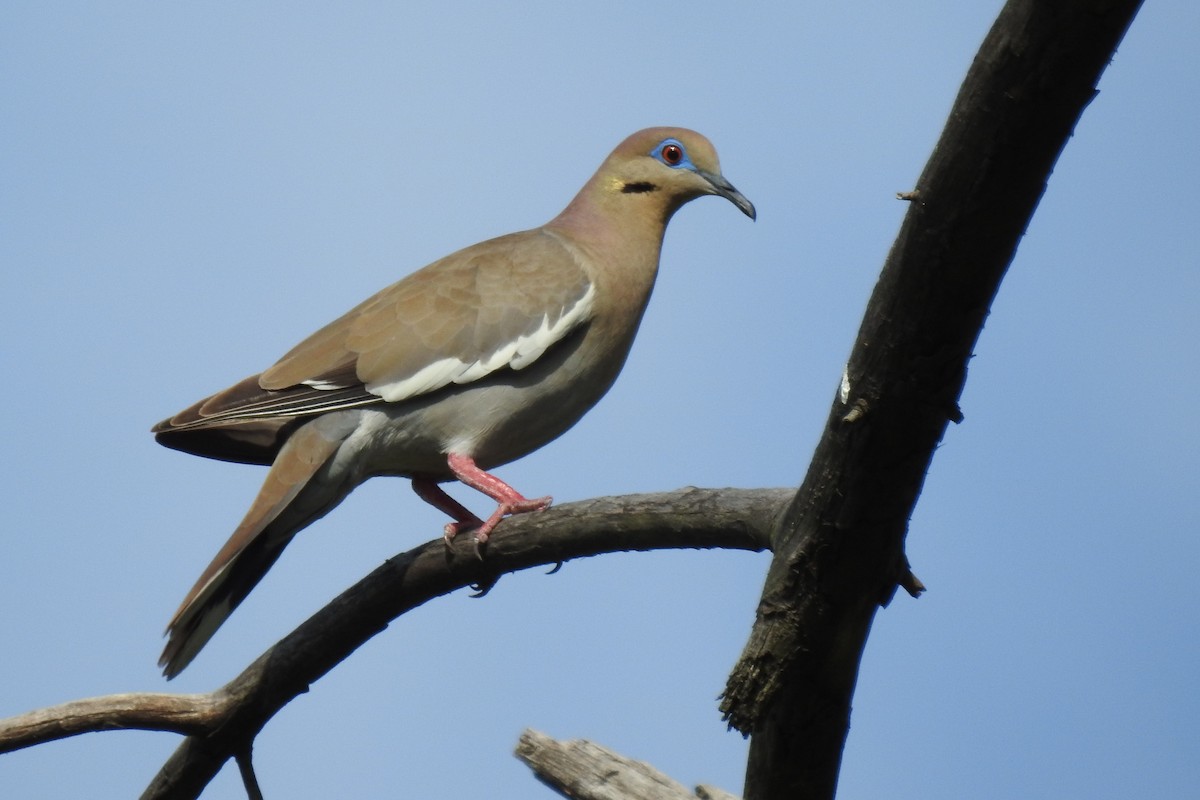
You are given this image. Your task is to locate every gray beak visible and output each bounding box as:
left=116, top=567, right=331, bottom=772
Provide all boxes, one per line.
left=700, top=170, right=756, bottom=220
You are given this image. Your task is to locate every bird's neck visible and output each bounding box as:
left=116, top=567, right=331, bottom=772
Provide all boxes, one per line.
left=543, top=176, right=672, bottom=333
left=546, top=173, right=678, bottom=255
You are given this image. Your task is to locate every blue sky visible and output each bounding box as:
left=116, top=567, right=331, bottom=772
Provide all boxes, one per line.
left=2, top=2, right=1197, bottom=797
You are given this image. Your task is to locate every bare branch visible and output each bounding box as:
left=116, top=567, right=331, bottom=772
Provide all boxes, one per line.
left=0, top=489, right=780, bottom=796
left=720, top=2, right=1145, bottom=798
left=83, top=486, right=772, bottom=798
left=136, top=487, right=780, bottom=798
left=0, top=488, right=781, bottom=765
left=234, top=747, right=264, bottom=800
left=0, top=693, right=227, bottom=754
left=0, top=488, right=780, bottom=791
left=515, top=729, right=739, bottom=800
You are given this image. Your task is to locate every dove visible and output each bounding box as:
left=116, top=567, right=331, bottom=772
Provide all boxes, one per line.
left=154, top=127, right=754, bottom=677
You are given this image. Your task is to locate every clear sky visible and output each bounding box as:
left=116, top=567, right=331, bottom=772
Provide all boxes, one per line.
left=2, top=2, right=1197, bottom=798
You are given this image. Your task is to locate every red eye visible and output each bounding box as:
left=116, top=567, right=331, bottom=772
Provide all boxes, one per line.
left=661, top=144, right=683, bottom=165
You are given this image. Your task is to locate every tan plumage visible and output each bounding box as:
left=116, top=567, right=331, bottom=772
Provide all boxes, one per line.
left=154, top=127, right=754, bottom=677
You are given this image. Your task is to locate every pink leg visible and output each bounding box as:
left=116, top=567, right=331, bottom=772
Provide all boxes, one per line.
left=411, top=478, right=484, bottom=544
left=445, top=452, right=552, bottom=546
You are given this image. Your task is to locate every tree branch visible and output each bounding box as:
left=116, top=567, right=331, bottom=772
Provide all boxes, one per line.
left=0, top=489, right=782, bottom=792
left=719, top=2, right=1144, bottom=798
left=515, top=729, right=740, bottom=800
left=0, top=693, right=227, bottom=753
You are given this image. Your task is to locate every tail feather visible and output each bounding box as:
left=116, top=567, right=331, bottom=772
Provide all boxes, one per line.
left=159, top=535, right=292, bottom=679
left=159, top=420, right=349, bottom=678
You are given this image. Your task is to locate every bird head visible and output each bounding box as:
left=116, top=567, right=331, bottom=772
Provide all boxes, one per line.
left=552, top=127, right=755, bottom=235
left=605, top=127, right=756, bottom=221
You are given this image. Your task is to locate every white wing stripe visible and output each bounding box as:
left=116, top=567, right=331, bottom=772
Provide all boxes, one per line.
left=511, top=283, right=595, bottom=369
left=369, top=357, right=465, bottom=402
left=366, top=283, right=595, bottom=402
left=302, top=378, right=353, bottom=390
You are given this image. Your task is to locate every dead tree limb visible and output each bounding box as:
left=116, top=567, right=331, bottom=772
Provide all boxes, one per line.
left=516, top=729, right=701, bottom=800
left=719, top=2, right=1145, bottom=799
left=125, top=486, right=779, bottom=799
left=0, top=489, right=780, bottom=798
left=514, top=729, right=743, bottom=800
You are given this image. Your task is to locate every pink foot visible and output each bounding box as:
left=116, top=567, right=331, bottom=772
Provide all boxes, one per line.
left=411, top=454, right=551, bottom=553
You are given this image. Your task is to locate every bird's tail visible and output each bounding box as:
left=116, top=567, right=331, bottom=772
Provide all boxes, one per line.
left=159, top=421, right=349, bottom=678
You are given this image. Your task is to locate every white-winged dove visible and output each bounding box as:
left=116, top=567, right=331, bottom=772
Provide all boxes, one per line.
left=154, top=127, right=755, bottom=677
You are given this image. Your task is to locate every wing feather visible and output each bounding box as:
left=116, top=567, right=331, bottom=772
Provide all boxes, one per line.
left=261, top=228, right=594, bottom=404
left=160, top=227, right=594, bottom=438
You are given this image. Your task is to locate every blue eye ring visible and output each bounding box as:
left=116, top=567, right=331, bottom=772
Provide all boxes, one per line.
left=651, top=138, right=694, bottom=170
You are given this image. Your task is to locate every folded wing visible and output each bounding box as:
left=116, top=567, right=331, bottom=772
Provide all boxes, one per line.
left=153, top=229, right=595, bottom=464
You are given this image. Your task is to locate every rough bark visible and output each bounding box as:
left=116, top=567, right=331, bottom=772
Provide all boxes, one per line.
left=719, top=2, right=1145, bottom=799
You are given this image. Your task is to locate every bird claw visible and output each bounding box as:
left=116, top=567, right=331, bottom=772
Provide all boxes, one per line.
left=442, top=517, right=481, bottom=547
left=439, top=493, right=552, bottom=558
left=469, top=575, right=500, bottom=597
left=509, top=495, right=553, bottom=515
